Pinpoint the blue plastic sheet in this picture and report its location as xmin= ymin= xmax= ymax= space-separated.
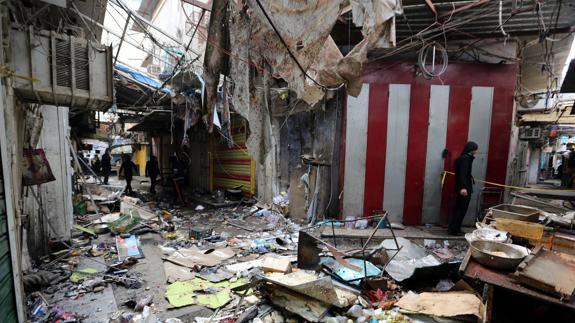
xmin=321 ymin=257 xmax=381 ymax=285
xmin=115 ymin=64 xmax=174 ymax=95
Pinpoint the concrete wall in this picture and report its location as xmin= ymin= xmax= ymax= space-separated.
xmin=279 ymin=94 xmax=343 ymax=221
xmin=1 ymin=91 xmax=26 ymax=322
xmin=527 ymin=146 xmax=541 ymax=184
xmin=24 ymin=106 xmax=73 ymax=260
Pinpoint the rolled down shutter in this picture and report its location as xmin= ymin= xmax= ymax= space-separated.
xmin=212 ymin=117 xmax=255 ymax=196
xmin=0 ymin=150 xmax=17 ymax=322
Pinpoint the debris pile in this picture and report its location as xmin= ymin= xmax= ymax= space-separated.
xmin=26 ymin=195 xmax=489 ymax=323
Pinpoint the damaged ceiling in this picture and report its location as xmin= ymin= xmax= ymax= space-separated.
xmin=332 ymin=0 xmax=575 ymax=60
xmin=231 ymin=0 xmax=402 ymax=106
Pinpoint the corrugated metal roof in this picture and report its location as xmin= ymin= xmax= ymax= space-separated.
xmin=397 ymin=0 xmax=575 ymax=40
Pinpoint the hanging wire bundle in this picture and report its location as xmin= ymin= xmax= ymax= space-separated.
xmin=417 ymin=42 xmax=448 ymax=79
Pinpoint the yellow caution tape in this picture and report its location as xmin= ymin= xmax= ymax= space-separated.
xmin=442 ymin=171 xmax=575 ymax=192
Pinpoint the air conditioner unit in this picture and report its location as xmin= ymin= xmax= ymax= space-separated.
xmin=10 ymin=25 xmax=113 ymax=111
xmin=519 ymin=127 xmax=541 ymax=140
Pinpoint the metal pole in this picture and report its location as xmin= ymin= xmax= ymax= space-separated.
xmin=331 ymin=220 xmax=337 ymax=247
xmin=114 ymin=12 xmax=131 ymax=66
xmin=388 ymin=216 xmax=400 ymax=250
xmin=361 ymin=212 xmax=388 ymax=251
xmin=139 ymin=9 xmax=206 ymax=107
xmin=70 ymin=2 xmax=99 ymax=42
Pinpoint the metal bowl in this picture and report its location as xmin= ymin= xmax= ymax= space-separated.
xmin=93 ymin=223 xmax=110 ymax=234
xmin=470 ymin=240 xmax=528 ymax=270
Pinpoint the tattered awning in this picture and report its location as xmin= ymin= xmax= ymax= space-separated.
xmin=115 ymin=64 xmax=174 ymax=108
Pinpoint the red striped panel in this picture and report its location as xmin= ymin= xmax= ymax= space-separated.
xmin=486 ymin=88 xmax=514 ymax=185
xmin=363 ymin=84 xmax=389 ymax=217
xmin=440 ymin=86 xmax=472 ymax=225
xmin=213 ymin=173 xmax=251 ymax=181
xmin=403 ymin=85 xmax=430 ymax=225
xmin=214 ymin=158 xmax=252 ymax=165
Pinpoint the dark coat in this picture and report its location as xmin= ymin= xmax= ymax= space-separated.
xmin=145 ymin=160 xmax=159 ymax=178
xmin=454 ymin=153 xmax=475 ymax=193
xmin=119 ymin=160 xmax=137 ymax=179
xmin=101 ymin=154 xmax=111 ymax=171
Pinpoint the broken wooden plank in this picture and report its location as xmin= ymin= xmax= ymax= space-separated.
xmin=494 ymin=218 xmax=545 ymax=241
xmin=514 ymin=247 xmax=575 ymax=299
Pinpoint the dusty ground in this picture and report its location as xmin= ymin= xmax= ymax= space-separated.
xmin=28 ymin=176 xmax=472 ymax=322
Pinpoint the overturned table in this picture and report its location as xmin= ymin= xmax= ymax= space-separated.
xmin=459 ymin=249 xmax=575 ymax=321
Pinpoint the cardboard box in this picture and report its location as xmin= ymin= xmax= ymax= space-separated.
xmin=262 ymin=257 xmax=292 ymax=273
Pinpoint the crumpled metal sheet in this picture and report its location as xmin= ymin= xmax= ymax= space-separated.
xmin=264 ymin=271 xmax=353 ymax=307
xmin=247 ymin=0 xmax=346 ymax=105
xmin=243 ymin=0 xmax=402 ymax=103
xmin=321 ymin=257 xmax=382 ymax=286
xmin=380 ymin=237 xmax=441 ymax=282
xmin=340 ymin=0 xmax=403 ymax=97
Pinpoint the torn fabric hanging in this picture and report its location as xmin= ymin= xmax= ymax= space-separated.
xmin=22 ymin=148 xmax=56 ymax=186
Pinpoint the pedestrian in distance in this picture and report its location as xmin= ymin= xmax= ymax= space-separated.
xmin=145 ymin=155 xmax=160 ymax=194
xmin=101 ymin=149 xmax=112 ymax=185
xmin=119 ymin=154 xmax=137 ymax=195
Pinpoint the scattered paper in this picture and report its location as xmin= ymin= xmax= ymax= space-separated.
xmin=225 ymin=258 xmax=264 ymax=273
xmin=70 ymin=268 xmax=98 ymax=283
xmin=165 ymin=277 xmax=248 ymax=308
xmin=164 ymin=262 xmax=195 ymax=283
xmin=396 ymin=292 xmax=483 ymax=319
xmin=166 ymin=247 xmax=235 ymax=268
xmin=116 ymin=235 xmax=144 ymax=261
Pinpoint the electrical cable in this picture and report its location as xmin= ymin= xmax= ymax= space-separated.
xmin=278 ymin=98 xmax=302 ymax=131
xmin=252 ymin=0 xmax=344 ymax=92
xmin=418 ymin=42 xmax=448 ymax=79
xmin=137 ymin=7 xmax=206 ymax=107
xmin=371 ymin=1 xmax=501 ymax=62
xmin=130 ymin=5 xmax=205 ymax=108
xmin=499 ymin=0 xmax=508 ymax=38
xmin=107 ymin=1 xmax=181 ymax=62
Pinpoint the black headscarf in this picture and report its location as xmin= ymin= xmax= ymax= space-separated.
xmin=462 ymin=141 xmax=478 ymax=154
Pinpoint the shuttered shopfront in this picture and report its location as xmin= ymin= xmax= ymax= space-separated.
xmin=211 ymin=117 xmax=255 ymax=196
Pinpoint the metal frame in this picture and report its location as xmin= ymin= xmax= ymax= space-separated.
xmin=303 ymin=212 xmax=402 ymax=286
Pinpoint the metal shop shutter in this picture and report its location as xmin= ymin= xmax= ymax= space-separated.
xmin=211 ymin=117 xmax=255 ymax=196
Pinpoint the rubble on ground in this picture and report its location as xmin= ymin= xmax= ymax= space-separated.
xmin=25 ymin=185 xmax=575 ymax=323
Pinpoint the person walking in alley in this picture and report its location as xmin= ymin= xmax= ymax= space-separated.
xmin=101 ymin=149 xmax=112 ymax=185
xmin=145 ymin=155 xmax=160 ymax=194
xmin=448 ymin=141 xmax=478 ymax=236
xmin=92 ymin=155 xmax=101 ymax=174
xmin=119 ymin=154 xmax=137 ymax=195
